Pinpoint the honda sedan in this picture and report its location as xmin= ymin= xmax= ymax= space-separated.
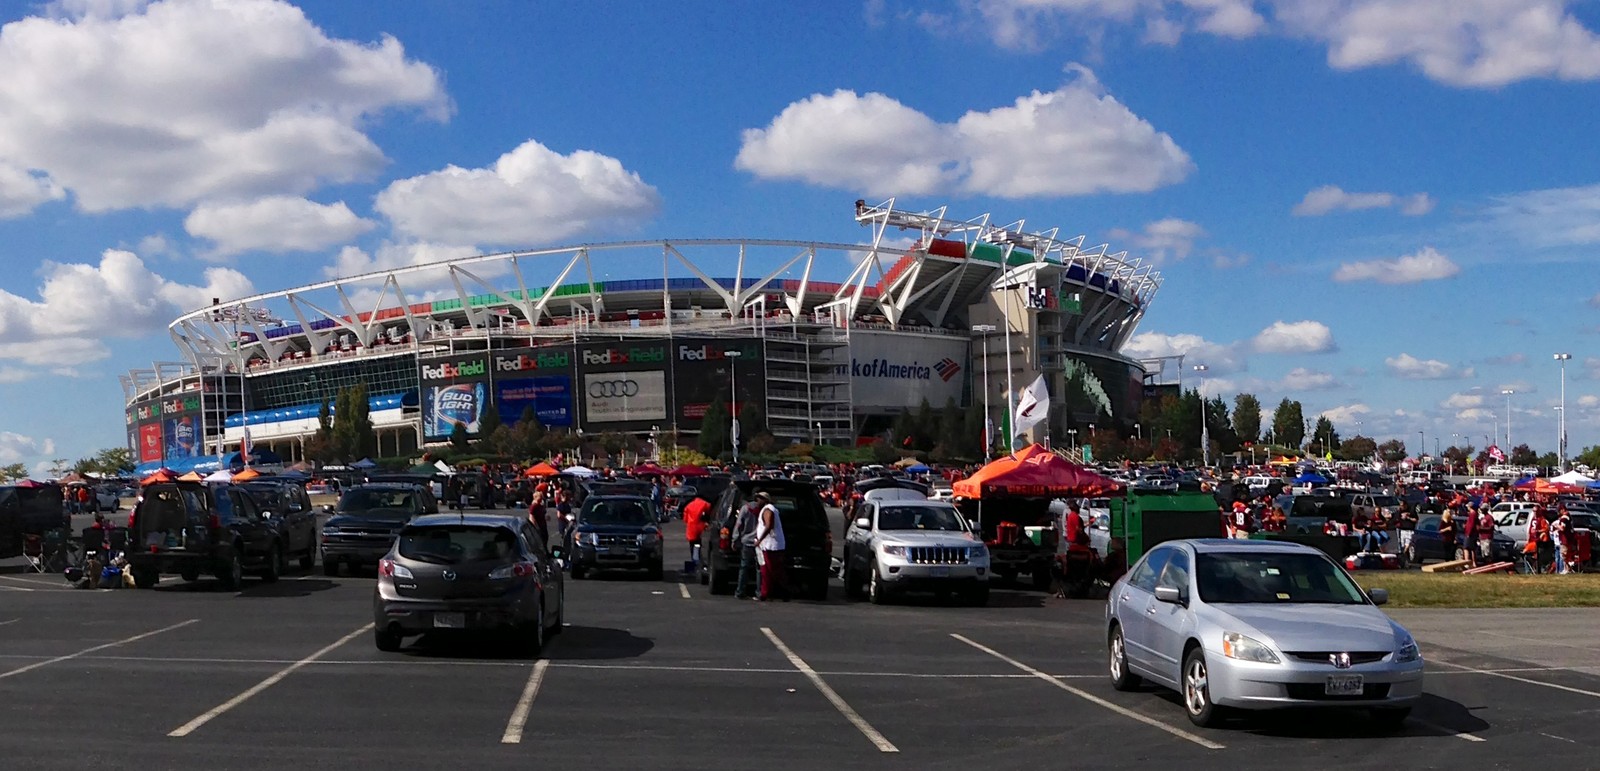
xmin=1106 ymin=539 xmax=1422 ymax=728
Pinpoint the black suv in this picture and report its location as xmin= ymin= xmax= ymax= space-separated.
xmin=126 ymin=482 xmax=286 ymax=590
xmin=242 ymin=479 xmax=319 ymax=572
xmin=570 ymin=495 xmax=664 ymax=580
xmin=699 ymin=479 xmax=832 ymax=600
xmin=321 ymin=484 xmax=428 ymax=576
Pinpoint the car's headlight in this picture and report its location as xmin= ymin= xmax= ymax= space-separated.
xmin=1221 ymin=632 xmax=1281 ymax=664
xmin=880 ymin=544 xmax=907 ymax=558
xmin=638 ymin=532 xmax=661 ymax=545
xmin=579 ymin=532 xmax=599 ymax=546
xmin=968 ymin=543 xmax=988 ymax=558
xmin=1395 ymin=634 xmax=1420 ymax=663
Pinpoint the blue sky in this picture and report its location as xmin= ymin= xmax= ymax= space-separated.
xmin=2 ymin=0 xmax=1600 ymax=473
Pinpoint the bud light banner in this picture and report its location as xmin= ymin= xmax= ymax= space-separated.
xmin=583 ymin=370 xmax=667 ymax=423
xmin=164 ymin=416 xmax=200 ymax=460
xmin=497 ymin=376 xmax=573 ymax=428
xmin=424 ymin=382 xmax=487 ymax=440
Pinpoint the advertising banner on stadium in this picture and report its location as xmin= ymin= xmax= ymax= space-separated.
xmin=848 ymin=331 xmax=968 ymax=410
xmin=497 ymin=376 xmax=574 ymax=428
xmin=138 ymin=423 xmax=163 ymax=464
xmin=583 ymin=370 xmax=667 ymax=423
xmin=670 ymin=337 xmax=765 ymax=429
xmin=419 ymin=353 xmax=491 ymax=441
xmin=163 ymin=415 xmax=200 ymax=460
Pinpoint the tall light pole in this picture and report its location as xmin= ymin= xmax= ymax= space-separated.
xmin=1067 ymin=428 xmax=1078 ymax=452
xmin=1417 ymin=430 xmax=1424 ymax=466
xmin=726 ymin=350 xmax=742 ymax=465
xmin=973 ymin=324 xmax=995 ymax=456
xmin=1501 ymin=388 xmax=1515 ymax=452
xmin=1555 ymin=353 xmax=1571 ymax=470
xmin=1193 ymin=364 xmax=1210 ymax=467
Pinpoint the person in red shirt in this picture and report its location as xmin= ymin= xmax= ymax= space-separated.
xmin=1063 ymin=501 xmax=1089 ymax=549
xmin=683 ymin=494 xmax=711 ymax=570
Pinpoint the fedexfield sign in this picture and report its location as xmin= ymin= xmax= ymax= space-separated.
xmin=420 ymin=358 xmax=488 ymax=381
xmin=494 ymin=350 xmax=571 ymax=372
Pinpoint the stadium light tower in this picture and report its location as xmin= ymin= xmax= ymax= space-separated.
xmin=1193 ymin=364 xmax=1210 ymax=467
xmin=972 ymin=324 xmax=996 ymax=455
xmin=1555 ymin=353 xmax=1571 ymax=470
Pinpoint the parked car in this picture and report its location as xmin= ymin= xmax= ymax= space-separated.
xmin=1349 ymin=494 xmax=1401 ymax=523
xmin=363 ymin=475 xmax=440 ymax=513
xmin=372 ymin=513 xmax=564 ymax=654
xmin=1491 ymin=502 xmax=1545 ymax=549
xmin=242 ymin=479 xmax=319 ymax=572
xmin=1107 ymin=539 xmax=1423 ymax=728
xmin=1407 ymin=514 xmax=1517 ymax=565
xmin=321 ymin=484 xmax=429 ymax=576
xmin=843 ymin=498 xmax=988 ymax=605
xmin=699 ymin=479 xmax=833 ymax=600
xmin=125 ymin=482 xmax=286 ymax=590
xmin=569 ymin=496 xmax=664 ymax=580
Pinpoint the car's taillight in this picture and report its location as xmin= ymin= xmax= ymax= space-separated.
xmin=719 ymin=527 xmax=731 ymax=550
xmin=127 ymin=512 xmax=137 ymax=529
xmin=489 ymin=562 xmax=536 ymax=579
xmin=209 ymin=514 xmax=221 ymax=530
xmin=378 ymin=558 xmax=414 ymax=579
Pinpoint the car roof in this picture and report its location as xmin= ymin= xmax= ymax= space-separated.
xmin=407 ymin=513 xmax=520 ymax=529
xmin=355 ymin=481 xmax=422 ymax=489
xmin=1180 ymin=538 xmax=1322 ymax=555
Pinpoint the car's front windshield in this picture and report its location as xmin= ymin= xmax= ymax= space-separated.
xmin=580 ymin=500 xmax=653 ymax=527
xmin=877 ymin=505 xmax=966 ymax=532
xmin=1196 ymin=552 xmax=1367 ymax=605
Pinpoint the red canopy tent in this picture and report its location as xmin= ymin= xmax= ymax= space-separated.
xmin=524 ymin=462 xmax=561 ymax=478
xmin=953 ymin=444 xmax=1122 ymax=499
xmin=630 ymin=463 xmax=667 ymax=477
xmin=667 ymin=465 xmax=709 ymax=478
xmin=13 ymin=478 xmax=45 ymax=488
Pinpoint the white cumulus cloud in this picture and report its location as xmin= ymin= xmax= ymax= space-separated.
xmin=1331 ymin=246 xmax=1460 ymax=284
xmin=1277 ymin=367 xmax=1339 ymax=391
xmin=1252 ymin=320 xmax=1337 ymax=354
xmin=0 ymin=431 xmax=53 ymax=464
xmin=1291 ymin=185 xmax=1434 ymax=216
xmin=1386 ymin=353 xmax=1475 ymax=380
xmin=375 ymin=139 xmax=660 ymax=247
xmin=185 ymin=196 xmax=376 ymax=257
xmin=0 ymin=0 xmax=448 ymax=214
xmin=1124 ymin=331 xmax=1246 ymax=373
xmin=1319 ymin=403 xmax=1371 ymax=426
xmin=1442 ymin=391 xmax=1485 ymax=409
xmin=1110 ymin=218 xmax=1206 ymax=264
xmin=0 ymin=161 xmax=64 ymax=217
xmin=735 ymin=66 xmax=1194 ymax=198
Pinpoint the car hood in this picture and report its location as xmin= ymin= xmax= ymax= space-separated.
xmin=1212 ymin=603 xmax=1401 ymax=652
xmin=576 ymin=524 xmax=655 ymax=535
xmin=879 ymin=531 xmax=979 ymax=547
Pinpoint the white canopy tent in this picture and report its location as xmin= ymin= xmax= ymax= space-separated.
xmin=1551 ymin=470 xmax=1594 ymax=485
xmin=563 ymin=465 xmax=598 ymax=478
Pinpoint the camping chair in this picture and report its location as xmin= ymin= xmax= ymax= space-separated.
xmin=37 ymin=529 xmax=78 ymax=574
xmin=21 ymin=533 xmax=44 ymax=573
xmin=81 ymin=526 xmax=109 ymax=567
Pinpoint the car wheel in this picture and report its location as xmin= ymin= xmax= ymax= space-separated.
xmin=1370 ymin=707 xmax=1410 ymax=731
xmin=1109 ymin=624 xmax=1142 ymax=691
xmin=217 ymin=550 xmax=244 ymax=591
xmin=571 ymin=564 xmax=587 ymax=580
xmin=299 ymin=547 xmax=315 ymax=571
xmin=709 ymin=559 xmax=734 ymax=596
xmin=133 ymin=567 xmax=160 ymax=589
xmin=966 ymin=585 xmax=989 ymax=607
xmin=1031 ymin=567 xmax=1052 ymax=591
xmin=374 ymin=626 xmax=403 ymax=653
xmin=807 ymin=569 xmax=829 ymax=601
xmin=868 ymin=559 xmax=890 ymax=605
xmin=1404 ymin=543 xmax=1418 ymax=567
xmin=1182 ymin=647 xmax=1224 ymax=727
xmin=179 ymin=568 xmax=200 ymax=583
xmin=845 ymin=565 xmax=866 ymax=600
xmin=260 ymin=543 xmax=282 ymax=583
xmin=648 ymin=559 xmax=664 ymax=581
xmin=322 ymin=557 xmax=339 ymax=577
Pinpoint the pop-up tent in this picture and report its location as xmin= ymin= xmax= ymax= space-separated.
xmin=952 ymin=444 xmax=1122 ymax=499
xmin=524 ymin=462 xmax=561 ymax=478
xmin=666 ymin=464 xmax=708 ymax=478
xmin=1552 ymin=470 xmax=1594 ymax=485
xmin=630 ymin=462 xmax=666 ymax=477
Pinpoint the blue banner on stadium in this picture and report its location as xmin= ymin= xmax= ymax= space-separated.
xmin=497 ymin=376 xmax=573 ymax=428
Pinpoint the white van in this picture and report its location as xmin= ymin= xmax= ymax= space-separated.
xmin=1491 ymin=502 xmax=1542 ymax=548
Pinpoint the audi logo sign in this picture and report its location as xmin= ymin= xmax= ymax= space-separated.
xmin=582 ymin=370 xmax=666 ymax=422
xmin=589 ymin=379 xmax=641 ymax=398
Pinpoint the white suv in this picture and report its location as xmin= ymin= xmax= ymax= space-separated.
xmin=843 ymin=499 xmax=989 ymax=606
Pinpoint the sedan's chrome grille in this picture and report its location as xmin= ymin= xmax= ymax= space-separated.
xmin=1284 ymin=651 xmax=1390 ymax=666
xmin=907 ymin=546 xmax=969 ymax=565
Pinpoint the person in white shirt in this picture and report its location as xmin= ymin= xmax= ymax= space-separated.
xmin=753 ymin=490 xmax=788 ymax=601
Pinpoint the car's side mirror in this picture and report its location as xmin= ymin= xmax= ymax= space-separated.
xmin=1153 ymin=585 xmax=1184 ymax=604
xmin=1367 ymin=588 xmax=1389 ymax=606
xmin=854 ymin=517 xmax=870 ymax=529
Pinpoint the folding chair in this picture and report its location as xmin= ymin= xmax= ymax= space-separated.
xmin=21 ymin=533 xmax=44 ymax=573
xmin=38 ymin=529 xmax=78 ymax=574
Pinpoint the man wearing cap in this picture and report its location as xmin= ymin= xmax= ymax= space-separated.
xmin=753 ymin=490 xmax=788 ymax=601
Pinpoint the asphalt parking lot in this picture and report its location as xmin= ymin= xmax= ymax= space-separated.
xmin=3 ymin=510 xmax=1600 ymax=770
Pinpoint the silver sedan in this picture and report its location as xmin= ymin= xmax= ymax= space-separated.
xmin=1106 ymin=539 xmax=1423 ymax=728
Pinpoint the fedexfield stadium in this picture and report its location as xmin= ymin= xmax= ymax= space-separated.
xmin=122 ymin=200 xmax=1164 ymax=474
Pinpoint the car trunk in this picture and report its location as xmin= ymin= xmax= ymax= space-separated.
xmin=133 ymin=486 xmax=215 ymax=554
xmin=394 ymin=524 xmax=519 ymax=600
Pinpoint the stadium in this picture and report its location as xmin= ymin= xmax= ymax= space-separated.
xmin=122 ymin=200 xmax=1164 ymax=474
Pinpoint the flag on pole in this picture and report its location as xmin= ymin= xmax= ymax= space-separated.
xmin=241 ymin=426 xmax=253 ymax=466
xmin=1013 ymin=375 xmax=1049 ymax=437
xmin=1488 ymin=445 xmax=1505 ymax=462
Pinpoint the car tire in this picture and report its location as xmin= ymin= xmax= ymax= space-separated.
xmin=1370 ymin=707 xmax=1410 ymax=731
xmin=571 ymin=564 xmax=587 ymax=580
xmin=845 ymin=565 xmax=866 ymax=600
xmin=179 ymin=568 xmax=200 ymax=583
xmin=1108 ymin=623 xmax=1141 ymax=691
xmin=323 ymin=558 xmax=339 ymax=577
xmin=260 ymin=543 xmax=282 ymax=583
xmin=1404 ymin=543 xmax=1418 ymax=567
xmin=708 ymin=560 xmax=734 ymax=596
xmin=1031 ymin=567 xmax=1052 ymax=591
xmin=868 ymin=559 xmax=890 ymax=605
xmin=217 ymin=549 xmax=244 ymax=591
xmin=807 ymin=569 xmax=829 ymax=601
xmin=1182 ymin=647 xmax=1225 ymax=727
xmin=299 ymin=547 xmax=315 ymax=571
xmin=648 ymin=559 xmax=664 ymax=581
xmin=374 ymin=626 xmax=403 ymax=653
xmin=133 ymin=567 xmax=160 ymax=589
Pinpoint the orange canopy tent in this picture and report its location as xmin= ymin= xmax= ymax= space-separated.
xmin=140 ymin=469 xmax=176 ymax=486
xmin=1532 ymin=479 xmax=1586 ymax=496
xmin=176 ymin=471 xmax=205 ymax=483
xmin=231 ymin=468 xmax=262 ymax=483
xmin=952 ymin=444 xmax=1123 ymax=499
xmin=524 ymin=462 xmax=561 ymax=478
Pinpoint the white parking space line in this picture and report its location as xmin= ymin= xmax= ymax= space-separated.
xmin=0 ymin=584 xmax=32 ymax=592
xmin=1411 ymin=717 xmax=1486 ymax=742
xmin=1430 ymin=658 xmax=1600 ymax=699
xmin=0 ymin=618 xmax=16 ymax=626
xmin=0 ymin=619 xmax=198 ymax=681
xmin=761 ymin=627 xmax=899 ymax=754
xmin=168 ymin=622 xmax=373 ymax=738
xmin=501 ymin=659 xmax=551 ymax=744
xmin=951 ymin=634 xmax=1225 ymax=751
xmin=679 ymin=584 xmax=691 ymax=599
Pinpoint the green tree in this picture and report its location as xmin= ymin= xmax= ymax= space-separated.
xmin=0 ymin=462 xmax=27 ymax=481
xmin=938 ymin=398 xmax=963 ymax=455
xmin=1535 ymin=451 xmax=1559 ymax=470
xmin=960 ymin=401 xmax=985 ymax=459
xmin=1307 ymin=416 xmax=1339 ymax=456
xmin=1205 ymin=395 xmax=1239 ymax=454
xmin=1577 ymin=445 xmax=1600 ymax=470
xmin=869 ymin=438 xmax=896 ymax=464
xmin=1509 ymin=443 xmax=1538 ymax=466
xmin=94 ymin=447 xmax=135 ymax=475
xmin=1340 ymin=435 xmax=1378 ymax=461
xmin=450 ymin=422 xmax=471 ymax=451
xmin=1377 ymin=439 xmax=1408 ymax=464
xmin=738 ymin=400 xmax=768 ymax=438
xmin=1271 ymin=398 xmax=1305 ymax=449
xmin=1232 ymin=393 xmax=1262 ymax=445
xmin=892 ymin=409 xmax=916 ymax=451
xmin=699 ymin=397 xmax=729 ymax=457
xmin=914 ymin=398 xmax=936 ymax=451
xmin=479 ymin=394 xmax=503 ymax=438
xmin=47 ymin=459 xmax=69 ymax=479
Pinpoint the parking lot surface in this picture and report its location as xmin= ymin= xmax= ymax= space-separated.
xmin=3 ymin=512 xmax=1600 ymax=770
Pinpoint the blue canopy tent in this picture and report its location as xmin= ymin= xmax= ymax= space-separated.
xmin=905 ymin=464 xmax=932 ymax=474
xmin=351 ymin=458 xmax=378 ymax=469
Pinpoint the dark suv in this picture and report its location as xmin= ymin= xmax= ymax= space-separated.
xmin=126 ymin=482 xmax=285 ymax=590
xmin=569 ymin=496 xmax=664 ymax=580
xmin=321 ymin=484 xmax=428 ymax=576
xmin=242 ymin=479 xmax=319 ymax=572
xmin=699 ymin=479 xmax=832 ymax=600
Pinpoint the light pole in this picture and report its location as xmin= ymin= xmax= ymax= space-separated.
xmin=1134 ymin=422 xmax=1142 ymax=442
xmin=973 ymin=324 xmax=996 ymax=456
xmin=1417 ymin=431 xmax=1424 ymax=466
xmin=1553 ymin=407 xmax=1563 ymax=472
xmin=1067 ymin=428 xmax=1078 ymax=452
xmin=1555 ymin=353 xmax=1571 ymax=470
xmin=815 ymin=421 xmax=822 ymax=447
xmin=1193 ymin=364 xmax=1210 ymax=467
xmin=726 ymin=350 xmax=742 ymax=465
xmin=1501 ymin=389 xmax=1515 ymax=451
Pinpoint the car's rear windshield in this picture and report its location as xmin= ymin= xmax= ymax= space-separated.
xmin=1196 ymin=552 xmax=1366 ymax=605
xmin=878 ymin=505 xmax=966 ymax=532
xmin=398 ymin=525 xmax=517 ymax=565
xmin=339 ymin=488 xmax=415 ymax=514
xmin=1371 ymin=496 xmax=1399 ymax=507
xmin=580 ymin=499 xmax=653 ymax=526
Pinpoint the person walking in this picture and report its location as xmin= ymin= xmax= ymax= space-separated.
xmin=527 ymin=489 xmax=550 ymax=548
xmin=683 ymin=493 xmax=710 ymax=572
xmin=1462 ymin=503 xmax=1479 ymax=568
xmin=753 ymin=490 xmax=788 ymax=601
xmin=732 ymin=497 xmax=761 ymax=599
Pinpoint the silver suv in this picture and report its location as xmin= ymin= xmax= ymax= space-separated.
xmin=843 ymin=499 xmax=989 ymax=606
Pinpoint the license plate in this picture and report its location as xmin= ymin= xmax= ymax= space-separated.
xmin=1325 ymin=674 xmax=1364 ymax=696
xmin=927 ymin=567 xmax=950 ymax=577
xmin=432 ymin=612 xmax=465 ymax=629
xmin=604 ymin=547 xmax=628 ymax=556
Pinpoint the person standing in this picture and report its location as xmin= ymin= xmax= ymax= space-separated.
xmin=1531 ymin=507 xmax=1554 ymax=573
xmin=1461 ymin=503 xmax=1479 ymax=567
xmin=683 ymin=493 xmax=710 ymax=572
xmin=732 ymin=498 xmax=761 ymax=599
xmin=1476 ymin=505 xmax=1497 ymax=566
xmin=1437 ymin=510 xmax=1458 ymax=563
xmin=1553 ymin=505 xmax=1573 ymax=575
xmin=753 ymin=490 xmax=787 ymax=601
xmin=527 ymin=490 xmax=550 ymax=547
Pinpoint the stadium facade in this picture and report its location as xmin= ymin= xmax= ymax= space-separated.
xmin=122 ymin=200 xmax=1163 ymax=473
